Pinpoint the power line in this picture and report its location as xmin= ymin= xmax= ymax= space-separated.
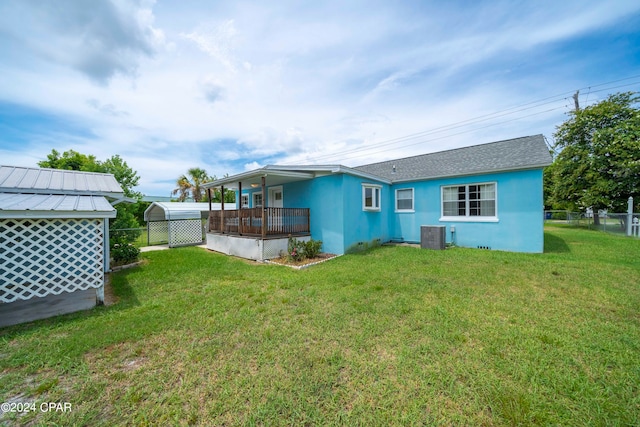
xmin=284 ymin=95 xmax=570 ymax=165
xmin=324 ymin=105 xmax=568 ymax=164
xmin=281 ymin=75 xmax=640 ymax=166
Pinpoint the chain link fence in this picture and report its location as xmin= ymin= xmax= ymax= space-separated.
xmin=109 ymin=227 xmax=148 ymax=247
xmin=110 ymin=220 xmax=206 ymax=249
xmin=545 ymin=210 xmax=640 ymax=237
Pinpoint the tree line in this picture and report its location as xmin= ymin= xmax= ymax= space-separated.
xmin=545 ymin=91 xmax=640 ymax=222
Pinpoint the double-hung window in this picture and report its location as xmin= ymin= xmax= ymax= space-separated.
xmin=441 ymin=182 xmax=497 ymax=221
xmin=362 ymin=184 xmax=381 ymax=211
xmin=241 ymin=194 xmax=249 ymax=208
xmin=395 ymin=188 xmax=414 ymax=212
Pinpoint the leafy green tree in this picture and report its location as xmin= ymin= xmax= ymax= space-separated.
xmin=543 ymin=158 xmax=558 ymax=210
xmin=39 ymin=149 xmax=141 ymax=199
xmin=38 ymin=149 xmax=143 ymax=236
xmin=209 ymin=186 xmax=236 ymax=204
xmin=101 ymin=154 xmax=142 ymax=199
xmin=551 ymin=92 xmax=640 ymax=220
xmin=38 ymin=149 xmax=101 ymax=172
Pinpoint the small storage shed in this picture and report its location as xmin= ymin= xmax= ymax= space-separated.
xmin=143 ymin=202 xmax=220 ymax=247
xmin=0 ymin=165 xmax=127 ymax=328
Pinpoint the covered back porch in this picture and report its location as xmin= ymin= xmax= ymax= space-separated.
xmin=208 ymin=207 xmax=310 ymax=237
xmin=203 ymin=170 xmax=317 ymax=260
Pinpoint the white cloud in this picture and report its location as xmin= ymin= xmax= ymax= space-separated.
xmin=0 ymin=0 xmax=166 ymax=85
xmin=243 ymin=161 xmax=262 ymax=171
xmin=181 ymin=20 xmax=239 ymax=71
xmin=0 ymin=0 xmax=638 ymax=196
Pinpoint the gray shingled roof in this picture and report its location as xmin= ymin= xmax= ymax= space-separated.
xmin=354 ymin=134 xmax=552 ymax=182
xmin=0 ymin=165 xmax=124 ymax=197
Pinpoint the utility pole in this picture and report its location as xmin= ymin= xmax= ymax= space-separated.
xmin=572 ymin=90 xmax=580 ymax=111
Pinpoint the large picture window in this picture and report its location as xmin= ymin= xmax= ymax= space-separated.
xmin=362 ymin=184 xmax=381 ymax=211
xmin=441 ymin=183 xmax=497 ymax=220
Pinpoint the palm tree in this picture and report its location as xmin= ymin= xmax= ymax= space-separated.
xmin=172 ymin=168 xmax=212 ymax=202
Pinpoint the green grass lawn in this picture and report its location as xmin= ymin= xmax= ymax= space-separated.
xmin=1 ymin=225 xmax=639 ymax=426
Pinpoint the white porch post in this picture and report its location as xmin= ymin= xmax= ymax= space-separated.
xmin=98 ymin=217 xmax=108 ymax=305
xmin=627 ymin=196 xmax=633 ymax=237
xmin=103 ymin=218 xmax=110 ymax=273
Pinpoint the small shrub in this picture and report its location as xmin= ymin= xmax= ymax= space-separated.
xmin=112 ymin=243 xmax=140 ymax=265
xmin=287 ymin=236 xmax=323 ymax=262
xmin=303 ymin=239 xmax=322 ymax=258
xmin=287 ymin=237 xmax=306 ymax=262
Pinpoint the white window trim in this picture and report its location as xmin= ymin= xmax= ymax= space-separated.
xmin=439 ymin=182 xmax=498 ymax=222
xmin=252 ymin=192 xmax=263 ymax=208
xmin=395 ymin=188 xmax=415 ymax=213
xmin=240 ymin=194 xmax=249 ymax=208
xmin=362 ymin=183 xmax=382 ymax=212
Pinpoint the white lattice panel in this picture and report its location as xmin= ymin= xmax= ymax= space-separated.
xmin=262 ymin=238 xmax=287 ymax=260
xmin=261 ymin=236 xmax=310 ymax=260
xmin=148 ymin=221 xmax=169 ymax=245
xmin=0 ymin=218 xmax=104 ymax=303
xmin=169 ymin=219 xmax=204 ymax=247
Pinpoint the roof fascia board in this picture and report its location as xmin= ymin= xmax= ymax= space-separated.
xmin=266 ymin=164 xmax=391 ymax=183
xmin=203 ymin=169 xmax=315 ymax=188
xmin=0 ymin=210 xmax=116 ymax=219
xmin=0 ymin=187 xmax=126 ymax=198
xmin=202 ymin=169 xmax=268 ymax=188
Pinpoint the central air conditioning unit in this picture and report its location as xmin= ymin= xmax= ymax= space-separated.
xmin=420 ymin=225 xmax=446 ymax=250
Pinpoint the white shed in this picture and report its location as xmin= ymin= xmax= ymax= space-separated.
xmin=0 ymin=165 xmax=128 ymax=327
xmin=143 ymin=202 xmax=220 ymax=247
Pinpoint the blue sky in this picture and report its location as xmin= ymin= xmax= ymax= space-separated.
xmin=0 ymin=0 xmax=639 ymax=196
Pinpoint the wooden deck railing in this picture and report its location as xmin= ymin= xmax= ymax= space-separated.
xmin=208 ymin=207 xmax=310 ymax=236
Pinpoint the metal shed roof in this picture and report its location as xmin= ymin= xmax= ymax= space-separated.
xmin=0 ymin=165 xmax=125 ymax=198
xmin=144 ymin=202 xmax=220 ymax=221
xmin=0 ymin=193 xmax=116 ymax=219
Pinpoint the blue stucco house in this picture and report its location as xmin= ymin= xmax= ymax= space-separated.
xmin=203 ymin=135 xmax=552 ymax=260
